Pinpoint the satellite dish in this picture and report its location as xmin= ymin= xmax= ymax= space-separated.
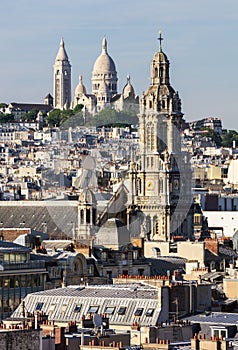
xmin=93 ymin=314 xmax=102 ymax=328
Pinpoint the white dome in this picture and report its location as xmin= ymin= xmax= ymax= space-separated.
xmin=75 ymin=75 xmax=87 ymax=96
xmin=93 ymin=38 xmax=116 ymax=74
xmin=122 ymin=75 xmax=135 ymax=98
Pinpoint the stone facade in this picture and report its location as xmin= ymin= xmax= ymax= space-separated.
xmin=53 ymin=38 xmax=71 ymax=110
xmin=127 ymin=37 xmax=194 ymax=241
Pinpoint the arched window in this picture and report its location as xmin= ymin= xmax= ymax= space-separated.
xmin=138 ymin=178 xmax=142 ymax=194
xmin=86 ymin=209 xmax=90 ymax=224
xmin=80 ymin=209 xmax=84 ymax=225
xmin=159 ymin=67 xmax=163 ymax=78
xmin=153 ymin=216 xmax=159 ymax=237
xmin=155 ymin=67 xmax=158 ymax=77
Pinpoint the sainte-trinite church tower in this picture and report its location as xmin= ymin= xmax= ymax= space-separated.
xmin=128 ymin=35 xmax=194 ymax=242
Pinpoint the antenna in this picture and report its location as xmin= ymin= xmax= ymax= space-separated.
xmin=93 ymin=314 xmax=102 ymax=328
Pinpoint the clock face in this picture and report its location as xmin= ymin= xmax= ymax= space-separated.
xmin=146 ymin=180 xmax=154 ymax=190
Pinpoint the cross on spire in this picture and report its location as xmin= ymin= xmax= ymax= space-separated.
xmin=157 ymin=31 xmax=163 ymax=52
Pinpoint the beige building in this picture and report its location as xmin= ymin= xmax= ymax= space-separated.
xmin=223 ymin=278 xmax=238 ymax=299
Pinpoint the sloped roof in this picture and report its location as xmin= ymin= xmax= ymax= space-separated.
xmin=0 ymin=201 xmax=78 ymax=237
xmin=96 ymin=218 xmax=130 ymax=249
xmin=9 ymin=103 xmax=52 ymax=112
xmin=0 ymin=240 xmax=31 ymax=253
xmin=12 ymin=283 xmax=161 ymax=327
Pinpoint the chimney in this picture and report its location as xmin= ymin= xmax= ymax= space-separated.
xmin=205 ymin=239 xmax=219 ymax=255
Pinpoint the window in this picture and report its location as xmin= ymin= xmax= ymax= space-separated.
xmin=74 ymin=305 xmax=81 ymax=313
xmin=134 ymin=308 xmax=143 ymax=316
xmin=145 ymin=308 xmax=154 ymax=317
xmin=104 ymin=307 xmax=115 ymax=315
xmin=48 ymin=304 xmax=56 ymax=312
xmin=61 ymin=304 xmax=67 ymax=312
xmin=118 ymin=307 xmax=126 ymax=315
xmin=88 ymin=306 xmax=99 ymax=314
xmin=211 ymin=327 xmax=227 ymax=339
xmin=35 ymin=302 xmax=43 ymax=311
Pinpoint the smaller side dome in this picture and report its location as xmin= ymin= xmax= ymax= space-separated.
xmin=78 ymin=188 xmax=97 ymax=205
xmin=122 ymin=75 xmax=135 ymax=98
xmin=75 ymin=75 xmax=87 ymax=96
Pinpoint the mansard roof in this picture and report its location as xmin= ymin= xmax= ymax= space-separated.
xmin=12 ymin=283 xmax=161 ymax=327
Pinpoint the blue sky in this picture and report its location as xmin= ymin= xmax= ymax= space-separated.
xmin=0 ymin=0 xmax=237 ymax=129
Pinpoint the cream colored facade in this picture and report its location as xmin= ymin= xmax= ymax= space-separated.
xmin=223 ymin=278 xmax=238 ymax=299
xmin=144 ymin=241 xmax=205 ymax=264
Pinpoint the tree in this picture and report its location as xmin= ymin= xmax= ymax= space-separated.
xmin=73 ymin=104 xmax=84 ymax=113
xmin=46 ymin=109 xmax=62 ymax=126
xmin=22 ymin=108 xmax=39 ymax=121
xmin=0 ymin=113 xmax=14 ymax=123
xmin=222 ymin=130 xmax=238 ymax=147
xmin=85 ymin=108 xmax=138 ymax=127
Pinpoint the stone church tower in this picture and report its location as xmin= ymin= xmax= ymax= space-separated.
xmin=53 ymin=38 xmax=71 ymax=110
xmin=128 ymin=35 xmax=193 ymax=242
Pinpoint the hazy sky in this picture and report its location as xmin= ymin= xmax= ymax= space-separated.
xmin=0 ymin=0 xmax=237 ymax=129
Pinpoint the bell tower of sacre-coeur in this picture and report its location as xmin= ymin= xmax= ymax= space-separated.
xmin=53 ymin=38 xmax=71 ymax=110
xmin=128 ymin=34 xmax=194 ymax=242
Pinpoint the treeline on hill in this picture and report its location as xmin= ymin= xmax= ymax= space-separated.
xmin=200 ymin=127 xmax=238 ymax=148
xmin=46 ymin=106 xmax=138 ymax=128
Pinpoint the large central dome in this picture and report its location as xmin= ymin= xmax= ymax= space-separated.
xmin=93 ymin=38 xmax=116 ymax=73
xmin=92 ymin=38 xmax=118 ymax=100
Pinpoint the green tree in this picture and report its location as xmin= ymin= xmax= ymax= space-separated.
xmin=73 ymin=104 xmax=84 ymax=113
xmin=46 ymin=109 xmax=62 ymax=126
xmin=22 ymin=108 xmax=39 ymax=121
xmin=222 ymin=130 xmax=238 ymax=147
xmin=0 ymin=113 xmax=14 ymax=123
xmin=85 ymin=108 xmax=138 ymax=127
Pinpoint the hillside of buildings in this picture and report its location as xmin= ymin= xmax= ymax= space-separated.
xmin=0 ymin=37 xmax=238 ymax=350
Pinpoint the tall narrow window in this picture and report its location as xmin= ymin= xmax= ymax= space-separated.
xmin=80 ymin=209 xmax=84 ymax=225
